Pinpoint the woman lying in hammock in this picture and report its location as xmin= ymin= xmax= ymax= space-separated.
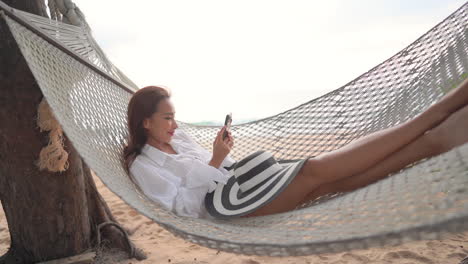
xmin=123 ymin=79 xmax=468 ymax=219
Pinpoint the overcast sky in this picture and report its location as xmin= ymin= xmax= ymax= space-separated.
xmin=76 ymin=0 xmax=465 ymax=123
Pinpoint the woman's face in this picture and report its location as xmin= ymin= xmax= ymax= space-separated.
xmin=143 ymin=98 xmax=178 ymax=146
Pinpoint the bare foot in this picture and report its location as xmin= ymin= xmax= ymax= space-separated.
xmin=429 ymin=103 xmax=468 ymax=152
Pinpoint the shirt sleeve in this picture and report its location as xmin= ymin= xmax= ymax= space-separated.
xmin=220 ymin=154 xmax=236 ymax=168
xmin=183 ymin=158 xmax=228 ymax=192
xmin=174 ymin=158 xmax=229 ymax=217
xmin=176 ymin=129 xmax=236 ymax=168
xmin=131 ymin=155 xmax=226 ymax=218
xmin=130 ymin=158 xmax=178 ymax=211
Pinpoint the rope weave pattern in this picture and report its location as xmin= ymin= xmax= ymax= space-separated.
xmin=3 ymin=3 xmax=468 ymax=256
xmin=13 ymin=8 xmax=138 ymax=90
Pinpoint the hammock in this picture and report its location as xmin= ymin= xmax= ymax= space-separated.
xmin=1 ymin=1 xmax=468 ymax=256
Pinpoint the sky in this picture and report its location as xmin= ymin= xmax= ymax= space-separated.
xmin=75 ymin=0 xmax=465 ymax=124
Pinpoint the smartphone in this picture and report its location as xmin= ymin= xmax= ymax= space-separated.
xmin=223 ymin=113 xmax=232 ymax=139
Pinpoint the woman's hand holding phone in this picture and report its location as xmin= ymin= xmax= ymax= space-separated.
xmin=223 ymin=113 xmax=232 ymax=139
xmin=209 ymin=115 xmax=234 ymax=168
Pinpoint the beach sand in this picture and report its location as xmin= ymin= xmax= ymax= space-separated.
xmin=1 ymin=173 xmax=467 ymax=264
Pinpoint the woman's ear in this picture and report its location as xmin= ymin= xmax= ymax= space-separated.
xmin=143 ymin=118 xmax=150 ymax=130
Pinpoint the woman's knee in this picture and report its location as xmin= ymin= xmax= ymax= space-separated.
xmin=297 ymin=157 xmax=331 ymax=189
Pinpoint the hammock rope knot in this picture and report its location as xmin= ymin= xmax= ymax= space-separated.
xmin=36 ymin=98 xmax=69 ymax=172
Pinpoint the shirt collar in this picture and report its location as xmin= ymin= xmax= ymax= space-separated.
xmin=169 ymin=130 xmax=186 ymax=153
xmin=141 ymin=144 xmax=168 ymax=166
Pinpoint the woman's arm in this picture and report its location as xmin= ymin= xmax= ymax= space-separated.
xmin=130 ymin=158 xmax=179 ymax=210
xmin=175 ymin=128 xmax=235 ymax=168
xmin=209 ymin=126 xmax=234 ymax=168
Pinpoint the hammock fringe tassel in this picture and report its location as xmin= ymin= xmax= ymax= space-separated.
xmin=36 ymin=98 xmax=69 ymax=172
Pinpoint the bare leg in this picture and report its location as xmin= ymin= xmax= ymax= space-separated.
xmin=246 ymin=80 xmax=468 ymax=217
xmin=300 ymin=133 xmax=439 ymax=204
xmin=247 ymin=130 xmax=442 ymax=217
xmin=301 ymin=103 xmax=468 ymax=204
xmin=248 ymin=103 xmax=468 ymax=217
xmin=301 ymin=78 xmax=468 ymax=188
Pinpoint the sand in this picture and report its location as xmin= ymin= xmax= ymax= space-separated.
xmin=1 ymin=174 xmax=467 ymax=264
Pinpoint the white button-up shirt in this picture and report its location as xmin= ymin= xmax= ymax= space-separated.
xmin=129 ymin=129 xmax=235 ymax=218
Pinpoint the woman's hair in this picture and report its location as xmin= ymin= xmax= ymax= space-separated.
xmin=123 ymin=86 xmax=170 ymax=172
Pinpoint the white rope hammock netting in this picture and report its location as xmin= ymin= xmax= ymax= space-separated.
xmin=1 ymin=1 xmax=468 ymax=256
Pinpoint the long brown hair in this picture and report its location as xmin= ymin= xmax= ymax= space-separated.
xmin=123 ymin=86 xmax=170 ymax=172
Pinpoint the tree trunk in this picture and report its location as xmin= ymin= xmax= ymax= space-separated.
xmin=0 ymin=0 xmax=145 ymax=263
